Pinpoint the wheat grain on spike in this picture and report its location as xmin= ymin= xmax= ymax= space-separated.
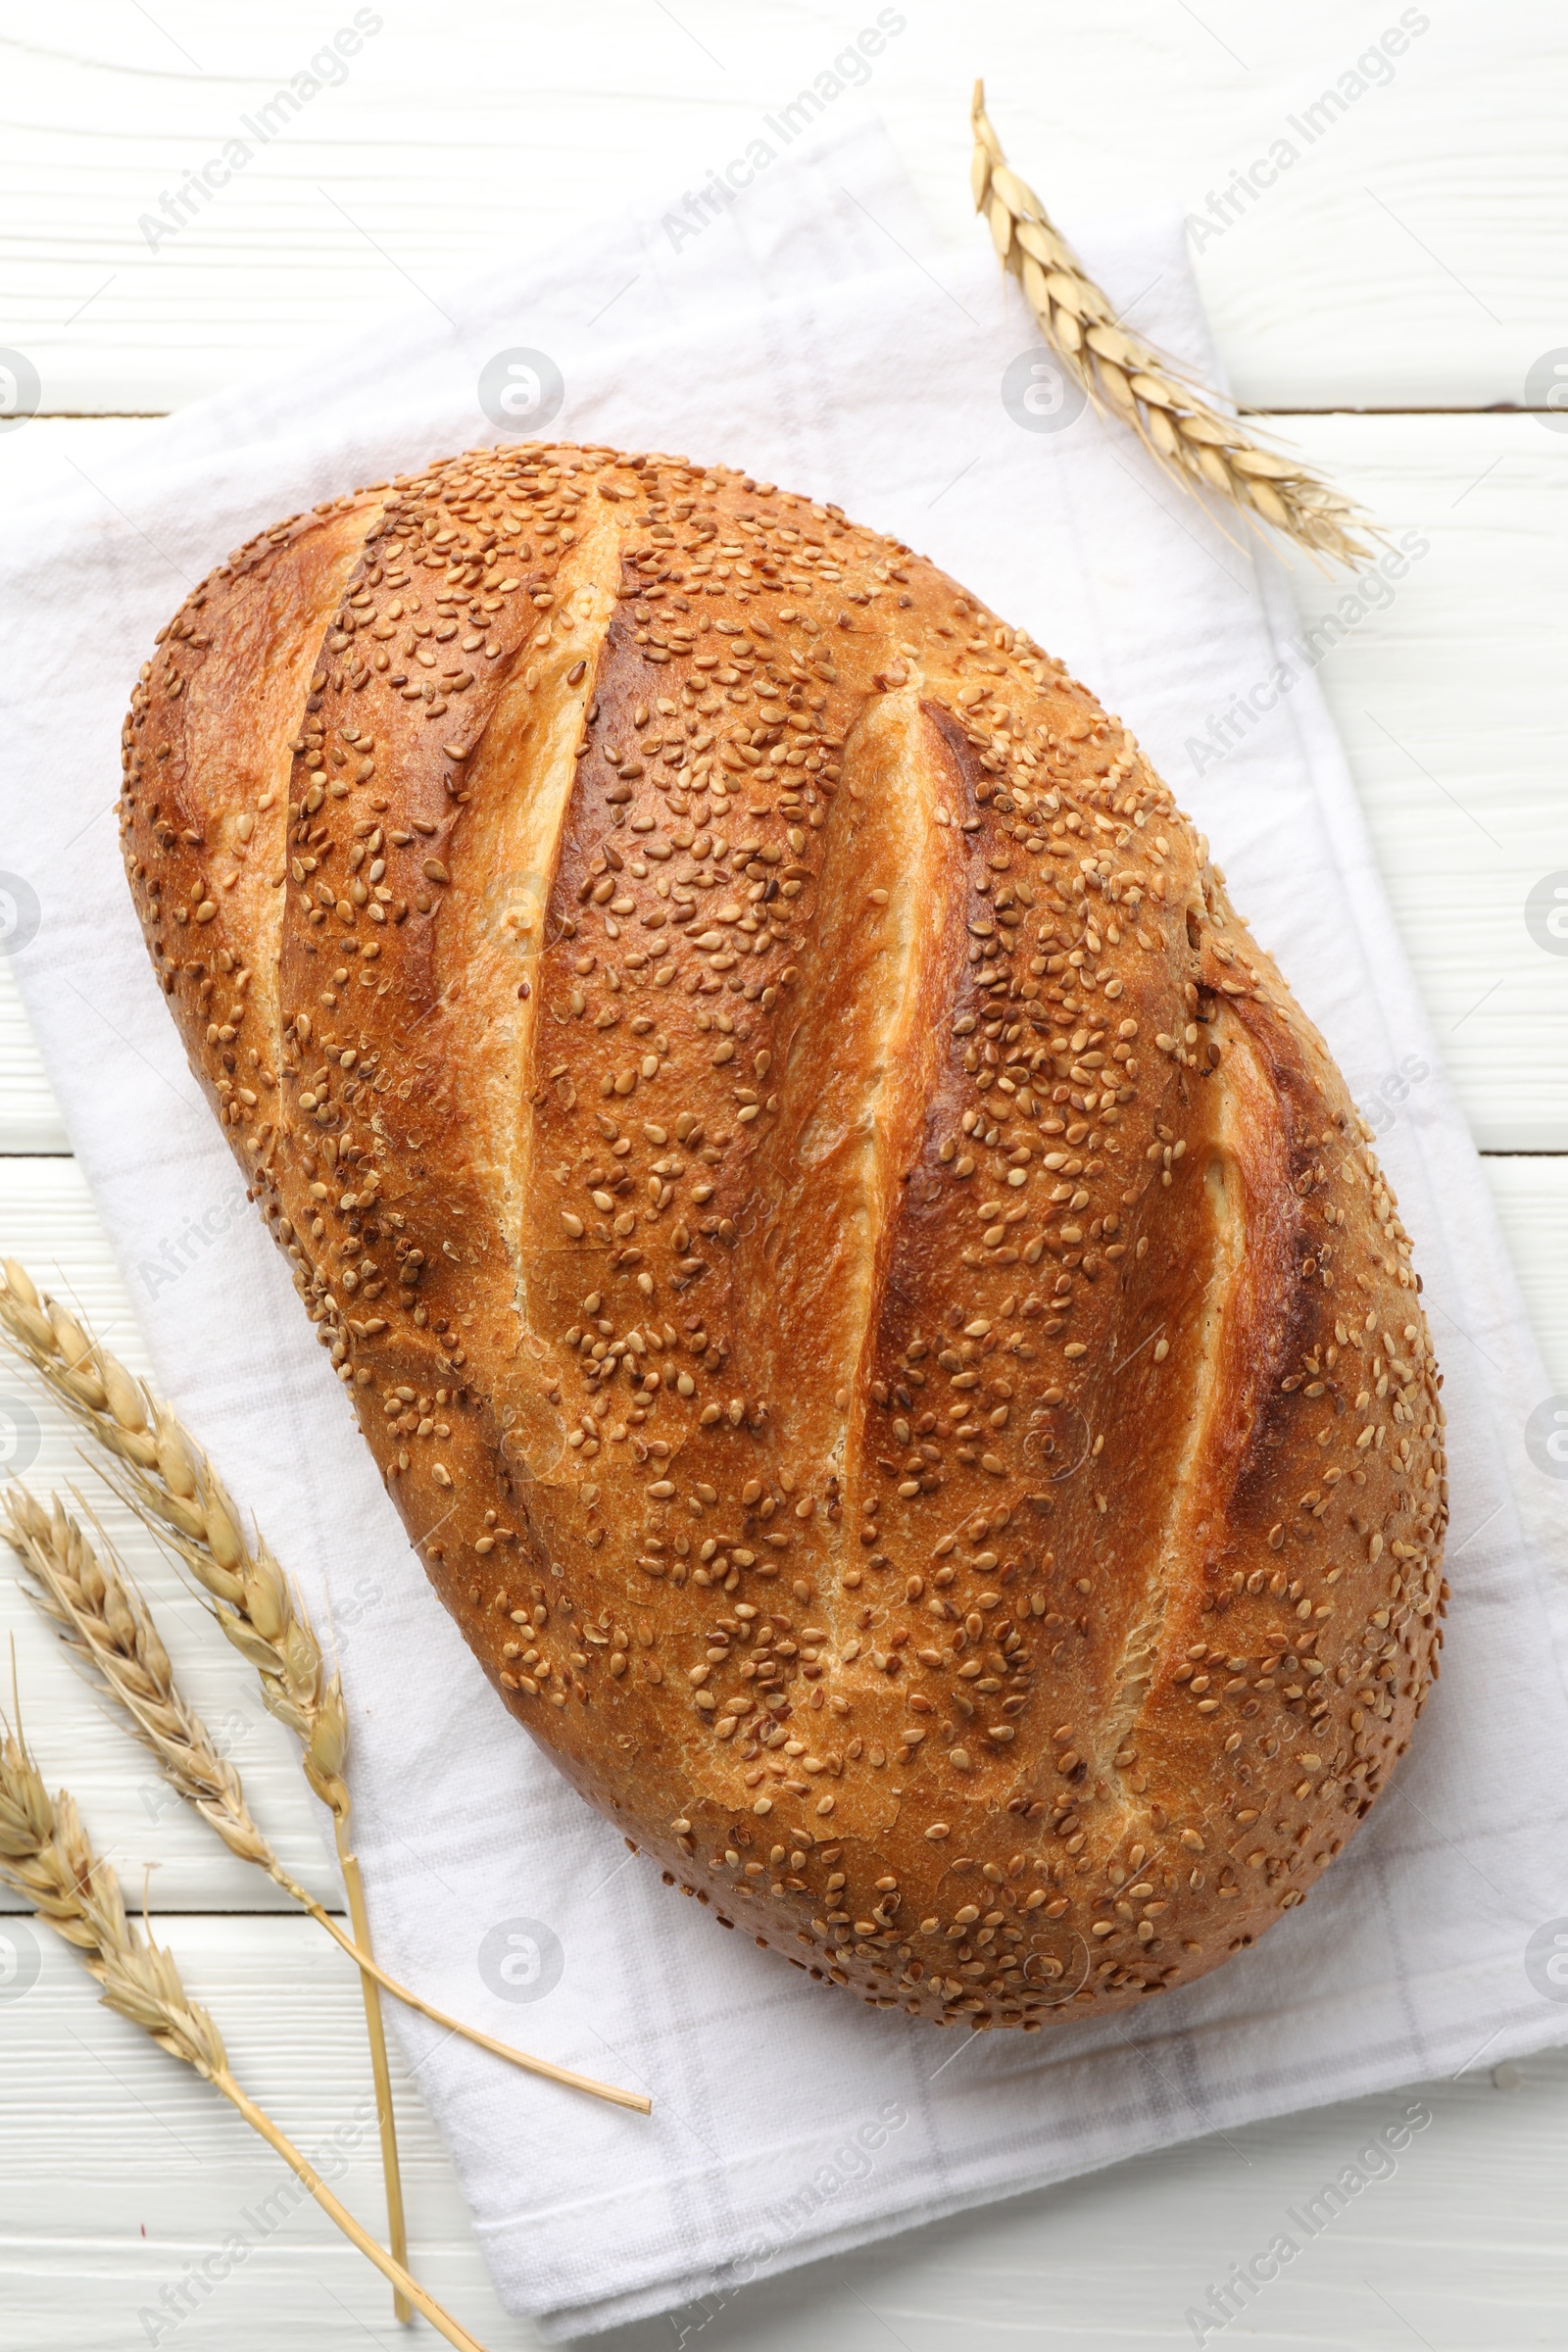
xmin=970 ymin=79 xmax=1374 ymax=565
xmin=2 ymin=1484 xmax=649 ymax=2114
xmin=0 ymin=1257 xmax=413 ymax=2322
xmin=0 ymin=1711 xmax=492 ymax=2352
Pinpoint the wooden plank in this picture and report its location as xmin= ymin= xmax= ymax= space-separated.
xmin=0 ymin=413 xmax=1562 ymax=1151
xmin=0 ymin=1914 xmax=537 ymax=2350
xmin=0 ymin=2 xmax=1562 ymax=414
xmin=1 ymin=1909 xmax=1565 ymax=2348
xmin=1261 ymin=413 xmax=1568 ymax=1153
xmin=1480 ymin=1154 xmax=1568 ymax=1393
xmin=0 ymin=975 xmax=67 ymax=1154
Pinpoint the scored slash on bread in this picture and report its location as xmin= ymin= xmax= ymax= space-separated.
xmin=119 ymin=442 xmax=1447 ymax=2029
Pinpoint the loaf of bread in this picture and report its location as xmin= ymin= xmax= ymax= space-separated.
xmin=120 ymin=441 xmax=1448 ymax=2028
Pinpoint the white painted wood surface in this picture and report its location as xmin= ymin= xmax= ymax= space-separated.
xmin=2 ymin=1 xmax=1565 ymax=414
xmin=1 ymin=8 xmax=1565 ymax=2348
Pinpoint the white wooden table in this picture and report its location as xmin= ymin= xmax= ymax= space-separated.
xmin=2 ymin=5 xmax=1566 ymax=2345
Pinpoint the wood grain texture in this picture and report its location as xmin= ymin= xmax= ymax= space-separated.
xmin=0 ymin=1914 xmax=537 ymax=2350
xmin=0 ymin=989 xmax=68 ymax=1152
xmin=1277 ymin=415 xmax=1568 ymax=1153
xmin=0 ymin=2 xmax=1564 ymax=413
xmin=1477 ymin=1154 xmax=1568 ymax=1393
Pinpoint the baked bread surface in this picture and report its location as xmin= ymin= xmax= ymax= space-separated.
xmin=120 ymin=441 xmax=1447 ymax=2027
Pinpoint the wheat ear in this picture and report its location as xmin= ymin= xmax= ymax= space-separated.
xmin=0 ymin=1260 xmax=652 ymax=2174
xmin=3 ymin=1485 xmax=649 ymax=2113
xmin=0 ymin=1262 xmax=420 ymax=2311
xmin=970 ymin=80 xmax=1373 ymax=565
xmin=0 ymin=1711 xmax=491 ymax=2352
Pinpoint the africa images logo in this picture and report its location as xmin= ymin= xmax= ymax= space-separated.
xmin=0 ymin=872 xmax=42 ymax=954
xmin=1525 ymin=349 xmax=1568 ymax=432
xmin=1524 ymin=1397 xmax=1568 ymax=1482
xmin=1002 ymin=346 xmax=1088 ymax=436
xmin=0 ymin=1397 xmax=41 ymax=1477
xmin=0 ymin=1917 xmax=41 ymax=2004
xmin=1525 ymin=1919 xmax=1568 ymax=2002
xmin=1525 ymin=872 xmax=1568 ymax=956
xmin=0 ymin=352 xmax=40 ymax=434
xmin=477 ymin=349 xmax=566 ymax=435
xmin=477 ymin=1916 xmax=564 ymax=2003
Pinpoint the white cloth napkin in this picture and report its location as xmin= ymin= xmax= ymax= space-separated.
xmin=3 ymin=113 xmax=1567 ymax=2343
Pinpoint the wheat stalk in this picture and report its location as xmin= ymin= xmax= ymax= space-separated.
xmin=970 ymin=79 xmax=1374 ymax=565
xmin=3 ymin=1484 xmax=649 ymax=2114
xmin=0 ymin=1708 xmax=491 ymax=2352
xmin=0 ymin=1259 xmax=414 ymax=2318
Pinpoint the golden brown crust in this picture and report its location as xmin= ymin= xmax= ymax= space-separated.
xmin=120 ymin=443 xmax=1448 ymax=2028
